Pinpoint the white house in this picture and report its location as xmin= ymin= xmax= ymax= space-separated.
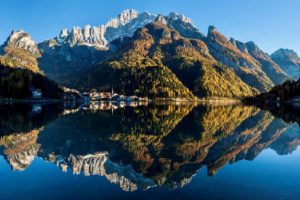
xmin=31 ymin=88 xmax=42 ymax=98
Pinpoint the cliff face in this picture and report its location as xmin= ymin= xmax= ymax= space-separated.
xmin=3 ymin=30 xmax=40 ymax=56
xmin=230 ymin=39 xmax=289 ymax=85
xmin=0 ymin=30 xmax=41 ymax=73
xmin=53 ymin=10 xmax=155 ymax=49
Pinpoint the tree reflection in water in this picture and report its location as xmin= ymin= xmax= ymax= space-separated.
xmin=0 ymin=102 xmax=299 ymax=191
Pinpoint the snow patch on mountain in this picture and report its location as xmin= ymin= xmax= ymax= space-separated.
xmin=54 ymin=9 xmax=156 ymax=48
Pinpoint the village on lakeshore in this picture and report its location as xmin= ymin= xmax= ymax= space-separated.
xmin=63 ymin=87 xmax=150 ymax=103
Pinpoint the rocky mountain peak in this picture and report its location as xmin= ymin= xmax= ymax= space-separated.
xmin=245 ymin=41 xmax=267 ymax=58
xmin=154 ymin=12 xmax=204 ymax=40
xmin=245 ymin=41 xmax=256 ymax=47
xmin=0 ymin=30 xmax=41 ymax=72
xmin=167 ymin=12 xmax=193 ymax=24
xmin=207 ymin=26 xmax=237 ymax=48
xmin=271 ymin=48 xmax=300 ymax=79
xmin=4 ymin=30 xmax=40 ymax=57
xmin=230 ymin=39 xmax=269 ymax=60
xmin=50 ymin=9 xmax=156 ymax=48
xmin=229 ymin=37 xmax=237 ymax=46
xmin=228 ymin=38 xmax=289 ymax=84
xmin=207 ymin=25 xmax=230 ymax=44
xmin=244 ymin=41 xmax=261 ymax=53
xmin=59 ymin=28 xmax=68 ymax=39
xmin=208 ymin=26 xmax=217 ymax=34
xmin=271 ymin=48 xmax=300 ymax=64
xmin=42 ymin=10 xmax=202 ymax=50
xmin=106 ymin=9 xmax=139 ymax=27
xmin=230 ymin=38 xmax=249 ymax=54
xmin=155 ymin=15 xmax=168 ymax=25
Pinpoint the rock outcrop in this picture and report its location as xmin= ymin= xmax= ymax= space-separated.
xmin=156 ymin=12 xmax=205 ymax=40
xmin=0 ymin=30 xmax=41 ymax=73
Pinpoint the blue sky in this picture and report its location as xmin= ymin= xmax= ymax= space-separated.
xmin=1 ymin=0 xmax=299 ymax=54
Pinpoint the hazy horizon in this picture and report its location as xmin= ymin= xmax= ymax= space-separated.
xmin=1 ymin=0 xmax=300 ymax=55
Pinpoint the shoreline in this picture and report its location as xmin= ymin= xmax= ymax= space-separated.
xmin=0 ymin=97 xmax=242 ymax=105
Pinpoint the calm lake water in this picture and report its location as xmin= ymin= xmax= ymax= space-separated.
xmin=0 ymin=102 xmax=300 ymax=200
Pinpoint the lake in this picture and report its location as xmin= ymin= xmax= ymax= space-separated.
xmin=0 ymin=101 xmax=300 ymax=200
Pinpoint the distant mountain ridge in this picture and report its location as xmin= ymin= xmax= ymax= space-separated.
xmin=271 ymin=48 xmax=300 ymax=80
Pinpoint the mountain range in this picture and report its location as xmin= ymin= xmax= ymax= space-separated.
xmin=1 ymin=9 xmax=299 ymax=100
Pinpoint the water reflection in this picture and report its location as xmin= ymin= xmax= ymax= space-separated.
xmin=0 ymin=102 xmax=299 ymax=192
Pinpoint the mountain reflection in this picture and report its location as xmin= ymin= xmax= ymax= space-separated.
xmin=0 ymin=102 xmax=299 ymax=191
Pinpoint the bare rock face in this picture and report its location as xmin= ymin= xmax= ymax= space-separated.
xmin=271 ymin=48 xmax=300 ymax=80
xmin=155 ymin=12 xmax=205 ymax=40
xmin=3 ymin=30 xmax=40 ymax=57
xmin=229 ymin=39 xmax=290 ymax=85
xmin=272 ymin=49 xmax=300 ymax=63
xmin=206 ymin=26 xmax=260 ymax=70
xmin=205 ymin=26 xmax=273 ymax=92
xmin=62 ymin=25 xmax=106 ymax=48
xmin=0 ymin=30 xmax=41 ymax=72
xmin=54 ymin=9 xmax=155 ymax=48
xmin=230 ymin=38 xmax=249 ymax=54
